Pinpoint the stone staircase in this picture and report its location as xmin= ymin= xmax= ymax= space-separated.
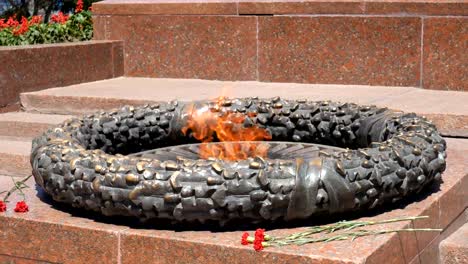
xmin=440 ymin=218 xmax=468 ymax=264
xmin=0 ymin=113 xmax=71 ymax=176
xmin=0 ymin=77 xmax=466 ymax=263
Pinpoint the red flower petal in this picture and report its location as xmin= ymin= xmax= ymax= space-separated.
xmin=254 ymin=228 xmax=265 ymax=240
xmin=241 ymin=232 xmax=250 ymax=245
xmin=253 ymin=229 xmax=266 ymax=251
xmin=14 ymin=201 xmax=28 ymax=213
xmin=253 ymin=240 xmax=264 ymax=251
xmin=76 ymin=0 xmax=84 ymax=13
xmin=0 ymin=201 xmax=6 ymax=212
xmin=30 ymin=16 xmax=42 ymax=25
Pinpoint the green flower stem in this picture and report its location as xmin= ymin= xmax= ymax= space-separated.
xmin=2 ymin=174 xmax=32 ymax=202
xmin=275 ymin=216 xmax=429 ymax=242
xmin=270 ymin=228 xmax=442 ymax=246
xmin=263 ymin=215 xmax=440 ymax=249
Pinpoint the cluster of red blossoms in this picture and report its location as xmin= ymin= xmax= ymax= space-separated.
xmin=0 ymin=17 xmax=18 ymax=28
xmin=13 ymin=17 xmax=29 ymax=36
xmin=50 ymin=12 xmax=69 ymax=24
xmin=0 ymin=15 xmax=42 ymax=36
xmin=30 ymin=15 xmax=42 ymax=25
xmin=0 ymin=200 xmax=29 ymax=213
xmin=76 ymin=0 xmax=84 ymax=13
xmin=241 ymin=229 xmax=270 ymax=251
xmin=1 ymin=0 xmax=87 ymax=34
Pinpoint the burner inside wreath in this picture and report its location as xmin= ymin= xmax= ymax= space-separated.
xmin=131 ymin=141 xmax=345 ymax=162
xmin=130 ymin=97 xmax=347 ymax=162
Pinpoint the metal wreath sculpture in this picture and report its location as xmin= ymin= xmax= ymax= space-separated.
xmin=31 ymin=97 xmax=447 ymax=223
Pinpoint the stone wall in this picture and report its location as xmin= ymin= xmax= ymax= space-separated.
xmin=0 ymin=40 xmax=124 ymax=108
xmin=92 ymin=0 xmax=467 ymax=91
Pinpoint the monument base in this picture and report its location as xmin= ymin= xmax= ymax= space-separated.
xmin=0 ymin=137 xmax=466 ymax=263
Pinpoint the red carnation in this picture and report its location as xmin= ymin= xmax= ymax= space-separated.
xmin=14 ymin=201 xmax=28 ymax=213
xmin=254 ymin=228 xmax=265 ymax=240
xmin=253 ymin=228 xmax=266 ymax=251
xmin=0 ymin=201 xmax=6 ymax=212
xmin=253 ymin=239 xmax=264 ymax=251
xmin=76 ymin=0 xmax=84 ymax=13
xmin=241 ymin=232 xmax=253 ymax=245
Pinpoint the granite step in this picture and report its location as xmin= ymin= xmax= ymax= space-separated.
xmin=0 ymin=112 xmax=72 ymax=138
xmin=0 ymin=112 xmax=72 ymax=176
xmin=0 ymin=136 xmax=32 ymax=177
xmin=0 ymin=137 xmax=466 ymax=263
xmin=440 ymin=220 xmax=468 ymax=264
xmin=20 ymin=77 xmax=468 ymax=137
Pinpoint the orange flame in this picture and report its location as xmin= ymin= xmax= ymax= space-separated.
xmin=182 ymin=99 xmax=272 ymax=161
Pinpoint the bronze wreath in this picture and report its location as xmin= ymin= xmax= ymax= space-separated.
xmin=31 ymin=97 xmax=447 ymax=223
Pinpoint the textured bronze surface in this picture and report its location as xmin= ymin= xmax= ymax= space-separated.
xmin=30 ymin=98 xmax=447 ymax=223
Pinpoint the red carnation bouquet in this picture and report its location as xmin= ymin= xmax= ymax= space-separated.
xmin=240 ymin=216 xmax=441 ymax=251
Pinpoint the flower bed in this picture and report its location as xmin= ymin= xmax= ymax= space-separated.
xmin=0 ymin=1 xmax=92 ymax=46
